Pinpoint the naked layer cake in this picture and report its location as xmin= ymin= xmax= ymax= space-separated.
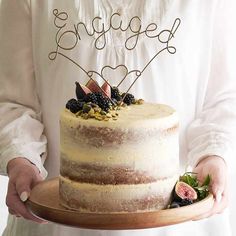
xmin=59 ymin=83 xmax=179 ymax=212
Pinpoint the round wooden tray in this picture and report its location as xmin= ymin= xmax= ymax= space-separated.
xmin=26 ymin=178 xmax=214 ymax=230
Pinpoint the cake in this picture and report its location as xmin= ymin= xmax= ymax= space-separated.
xmin=59 ymin=88 xmax=179 ymax=213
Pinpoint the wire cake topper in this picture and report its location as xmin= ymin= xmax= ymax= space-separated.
xmin=49 ymin=9 xmax=181 ymax=98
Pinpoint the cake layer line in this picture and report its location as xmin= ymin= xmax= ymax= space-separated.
xmin=60 ymin=157 xmax=178 ymax=184
xmin=61 ymin=124 xmax=178 ymax=148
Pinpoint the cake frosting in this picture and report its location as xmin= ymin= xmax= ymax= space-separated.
xmin=59 ymin=102 xmax=179 ymax=213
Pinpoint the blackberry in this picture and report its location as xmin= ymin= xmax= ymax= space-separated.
xmin=179 ymin=199 xmax=193 ymax=206
xmin=66 ymin=99 xmax=83 ymax=113
xmin=94 ymin=92 xmax=103 ymax=100
xmin=99 ymin=97 xmax=111 ymax=112
xmin=122 ymin=93 xmax=135 ymax=105
xmin=112 ymin=98 xmax=118 ymax=105
xmin=169 ymin=202 xmax=180 ymax=209
xmin=94 ymin=92 xmax=111 ymax=112
xmin=84 ymin=93 xmax=98 ymax=104
xmin=111 ymin=87 xmax=122 ymax=101
xmin=66 ymin=99 xmax=76 ymax=109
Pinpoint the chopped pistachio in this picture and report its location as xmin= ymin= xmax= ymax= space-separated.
xmin=91 ymin=103 xmax=98 ymax=108
xmin=106 ymin=113 xmax=112 ymax=118
xmin=136 ymin=99 xmax=144 ymax=105
xmin=76 ymin=110 xmax=83 ymax=117
xmin=100 ymin=111 xmax=107 ymax=116
xmin=83 ymin=104 xmax=91 ymax=113
xmin=94 ymin=107 xmax=101 ymax=113
xmin=96 ymin=116 xmax=103 ymax=121
xmin=88 ymin=108 xmax=95 ymax=115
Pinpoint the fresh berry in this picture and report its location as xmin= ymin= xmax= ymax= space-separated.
xmin=66 ymin=99 xmax=83 ymax=113
xmin=66 ymin=99 xmax=76 ymax=109
xmin=112 ymin=98 xmax=118 ymax=105
xmin=84 ymin=93 xmax=98 ymax=104
xmin=94 ymin=92 xmax=111 ymax=112
xmin=111 ymin=87 xmax=122 ymax=101
xmin=169 ymin=202 xmax=180 ymax=209
xmin=94 ymin=92 xmax=103 ymax=99
xmin=122 ymin=93 xmax=135 ymax=105
xmin=98 ymin=96 xmax=111 ymax=112
xmin=179 ymin=199 xmax=193 ymax=206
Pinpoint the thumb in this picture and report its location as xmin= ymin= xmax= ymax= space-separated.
xmin=15 ymin=175 xmax=34 ymax=202
xmin=20 ymin=191 xmax=30 ymax=202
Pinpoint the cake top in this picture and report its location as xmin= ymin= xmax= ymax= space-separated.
xmin=61 ymin=102 xmax=178 ymax=129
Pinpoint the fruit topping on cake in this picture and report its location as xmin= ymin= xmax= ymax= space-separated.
xmin=66 ymin=81 xmax=144 ymax=120
xmin=122 ymin=93 xmax=135 ymax=105
xmin=111 ymin=86 xmax=122 ymax=102
xmin=101 ymin=81 xmax=111 ymax=98
xmin=75 ymin=82 xmax=91 ymax=99
xmin=66 ymin=99 xmax=84 ymax=114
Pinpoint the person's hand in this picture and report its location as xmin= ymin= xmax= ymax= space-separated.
xmin=192 ymin=155 xmax=229 ymax=220
xmin=6 ymin=157 xmax=47 ymax=223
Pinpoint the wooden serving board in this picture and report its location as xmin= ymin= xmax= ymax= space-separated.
xmin=26 ymin=178 xmax=214 ymax=230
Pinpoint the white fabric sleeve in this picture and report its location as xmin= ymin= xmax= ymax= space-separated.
xmin=187 ymin=0 xmax=236 ymax=169
xmin=0 ymin=0 xmax=47 ymax=178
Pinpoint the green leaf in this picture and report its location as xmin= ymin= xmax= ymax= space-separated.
xmin=180 ymin=173 xmax=198 ymax=188
xmin=195 ymin=186 xmax=208 ymax=191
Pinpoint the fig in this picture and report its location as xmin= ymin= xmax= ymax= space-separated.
xmin=101 ymin=82 xmax=111 ymax=98
xmin=174 ymin=181 xmax=197 ymax=201
xmin=75 ymin=82 xmax=91 ymax=100
xmin=86 ymin=79 xmax=101 ymax=93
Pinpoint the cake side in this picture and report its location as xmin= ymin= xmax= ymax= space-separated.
xmin=59 ymin=102 xmax=179 ymax=212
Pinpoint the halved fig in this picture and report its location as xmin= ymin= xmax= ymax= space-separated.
xmin=86 ymin=79 xmax=101 ymax=93
xmin=75 ymin=82 xmax=91 ymax=99
xmin=101 ymin=81 xmax=111 ymax=98
xmin=174 ymin=181 xmax=197 ymax=201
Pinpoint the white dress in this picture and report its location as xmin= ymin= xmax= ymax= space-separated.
xmin=0 ymin=0 xmax=236 ymax=235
